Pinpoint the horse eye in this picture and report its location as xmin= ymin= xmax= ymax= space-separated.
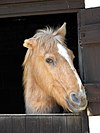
xmin=46 ymin=58 xmax=54 ymax=64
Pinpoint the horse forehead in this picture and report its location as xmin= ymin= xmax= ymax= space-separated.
xmin=57 ymin=43 xmax=73 ymax=69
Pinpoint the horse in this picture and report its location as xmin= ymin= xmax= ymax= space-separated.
xmin=22 ymin=22 xmax=87 ymax=114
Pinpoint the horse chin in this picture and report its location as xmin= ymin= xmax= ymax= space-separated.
xmin=66 ymin=99 xmax=87 ymax=113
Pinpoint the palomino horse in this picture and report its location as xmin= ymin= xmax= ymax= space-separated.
xmin=23 ymin=23 xmax=87 ymax=114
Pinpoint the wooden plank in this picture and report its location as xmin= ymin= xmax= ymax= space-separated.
xmin=78 ymin=42 xmax=100 ymax=83
xmin=0 ymin=116 xmax=12 ymax=133
xmin=0 ymin=0 xmax=84 ymax=5
xmin=0 ymin=114 xmax=89 ymax=133
xmin=82 ymin=43 xmax=100 ymax=83
xmin=79 ymin=24 xmax=100 ymax=45
xmin=78 ymin=7 xmax=100 ymax=83
xmin=39 ymin=116 xmax=52 ymax=133
xmin=12 ymin=116 xmax=25 ymax=133
xmin=88 ymin=103 xmax=100 ymax=115
xmin=78 ymin=7 xmax=100 ymax=27
xmin=85 ymin=84 xmax=100 ymax=115
xmin=26 ymin=114 xmax=87 ymax=133
xmin=78 ymin=7 xmax=100 ymax=115
xmin=81 ymin=111 xmax=89 ymax=133
xmin=52 ymin=115 xmax=67 ymax=133
xmin=26 ymin=115 xmax=40 ymax=133
xmin=0 ymin=115 xmax=26 ymax=133
xmin=26 ymin=114 xmax=88 ymax=133
xmin=0 ymin=0 xmax=43 ymax=4
xmin=85 ymin=84 xmax=100 ymax=102
xmin=0 ymin=0 xmax=84 ymax=7
xmin=0 ymin=0 xmax=84 ymax=18
xmin=66 ymin=115 xmax=82 ymax=133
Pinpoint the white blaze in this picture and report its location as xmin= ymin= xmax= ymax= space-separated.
xmin=57 ymin=43 xmax=74 ymax=70
xmin=57 ymin=43 xmax=82 ymax=89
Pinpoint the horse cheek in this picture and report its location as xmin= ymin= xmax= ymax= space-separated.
xmin=33 ymin=60 xmax=52 ymax=95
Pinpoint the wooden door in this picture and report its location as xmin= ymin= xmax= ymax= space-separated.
xmin=78 ymin=7 xmax=100 ymax=115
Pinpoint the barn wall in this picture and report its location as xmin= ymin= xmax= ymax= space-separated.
xmin=78 ymin=7 xmax=100 ymax=115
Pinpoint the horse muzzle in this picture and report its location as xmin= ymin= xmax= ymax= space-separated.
xmin=66 ymin=91 xmax=88 ymax=112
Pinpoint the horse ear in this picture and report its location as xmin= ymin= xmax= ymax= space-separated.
xmin=56 ymin=22 xmax=66 ymax=37
xmin=23 ymin=38 xmax=37 ymax=49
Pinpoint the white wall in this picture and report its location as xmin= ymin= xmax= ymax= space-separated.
xmin=89 ymin=116 xmax=100 ymax=133
xmin=85 ymin=0 xmax=100 ymax=8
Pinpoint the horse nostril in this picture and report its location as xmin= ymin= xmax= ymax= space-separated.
xmin=70 ymin=93 xmax=80 ymax=105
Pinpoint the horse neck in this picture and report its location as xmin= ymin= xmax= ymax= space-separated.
xmin=25 ymin=74 xmax=47 ymax=100
xmin=24 ymin=69 xmax=60 ymax=113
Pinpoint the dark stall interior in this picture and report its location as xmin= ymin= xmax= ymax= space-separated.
xmin=0 ymin=13 xmax=78 ymax=113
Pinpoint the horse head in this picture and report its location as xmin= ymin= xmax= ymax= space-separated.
xmin=23 ymin=23 xmax=87 ymax=113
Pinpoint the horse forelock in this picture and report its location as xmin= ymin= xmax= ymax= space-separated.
xmin=33 ymin=27 xmax=65 ymax=51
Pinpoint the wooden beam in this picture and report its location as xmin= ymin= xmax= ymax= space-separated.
xmin=0 ymin=0 xmax=84 ymax=18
